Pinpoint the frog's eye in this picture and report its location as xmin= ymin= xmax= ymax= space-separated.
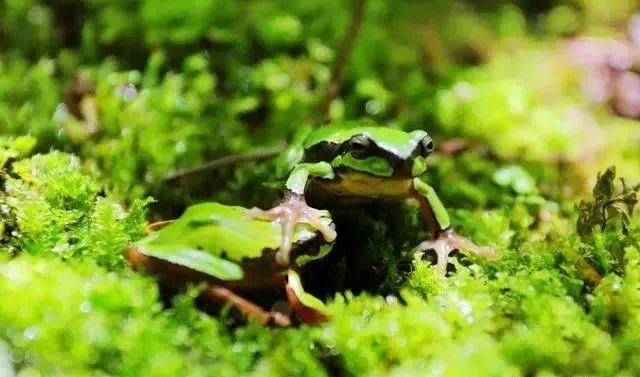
xmin=421 ymin=137 xmax=434 ymax=156
xmin=349 ymin=135 xmax=370 ymax=157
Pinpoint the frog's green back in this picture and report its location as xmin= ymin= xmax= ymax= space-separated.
xmin=133 ymin=202 xmax=330 ymax=280
xmin=303 ymin=122 xmax=428 ymax=159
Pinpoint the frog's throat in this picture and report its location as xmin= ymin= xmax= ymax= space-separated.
xmin=310 ymin=171 xmax=413 ymax=199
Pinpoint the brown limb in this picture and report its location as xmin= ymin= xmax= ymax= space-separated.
xmin=319 ymin=0 xmax=368 ymax=120
xmin=125 ymin=245 xmax=151 ymax=271
xmin=201 ymin=286 xmax=291 ymax=327
xmin=163 ymin=144 xmax=286 ymax=182
xmin=285 ymin=283 xmax=330 ymax=324
xmin=125 ymin=247 xmax=291 ymax=325
xmin=413 ymin=193 xmax=442 ymax=239
xmin=145 ymin=220 xmax=175 ymax=234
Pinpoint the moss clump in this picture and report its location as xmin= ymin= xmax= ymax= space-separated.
xmin=0 ymin=148 xmax=150 ymax=269
xmin=0 ymin=256 xmax=247 ymax=376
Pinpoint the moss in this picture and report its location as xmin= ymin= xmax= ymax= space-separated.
xmin=2 ymin=1 xmax=640 ymax=376
xmin=0 ymin=256 xmax=248 ymax=376
xmin=0 ymin=150 xmax=150 ymax=269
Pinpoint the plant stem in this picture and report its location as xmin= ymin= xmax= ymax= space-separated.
xmin=163 ymin=144 xmax=285 ymax=182
xmin=319 ymin=0 xmax=368 ymax=121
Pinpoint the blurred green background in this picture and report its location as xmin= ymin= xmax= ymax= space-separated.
xmin=1 ymin=0 xmax=640 ymax=376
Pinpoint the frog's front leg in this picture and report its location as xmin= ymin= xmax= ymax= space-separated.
xmin=412 ymin=178 xmax=497 ymax=272
xmin=247 ymin=162 xmax=337 ymax=265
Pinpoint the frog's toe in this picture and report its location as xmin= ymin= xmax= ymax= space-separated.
xmin=300 ymin=209 xmax=337 ymax=243
xmin=246 ymin=206 xmax=283 ymax=221
xmin=416 ymin=230 xmax=496 ymax=273
xmin=275 ymin=218 xmax=296 ymax=265
xmin=269 ymin=311 xmax=292 ymax=327
xmin=451 ymin=234 xmax=497 ymax=261
xmin=249 ymin=191 xmax=334 ymax=266
xmin=415 ymin=238 xmax=452 ymax=273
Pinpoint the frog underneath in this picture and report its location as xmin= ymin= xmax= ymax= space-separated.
xmin=248 ymin=122 xmax=496 ymax=272
xmin=127 ymin=202 xmax=334 ymax=326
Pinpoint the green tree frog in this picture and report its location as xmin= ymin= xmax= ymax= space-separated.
xmin=248 ymin=122 xmax=496 ymax=271
xmin=127 ymin=202 xmax=334 ymax=326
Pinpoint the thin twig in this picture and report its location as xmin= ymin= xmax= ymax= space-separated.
xmin=163 ymin=144 xmax=286 ymax=182
xmin=319 ymin=0 xmax=368 ymax=120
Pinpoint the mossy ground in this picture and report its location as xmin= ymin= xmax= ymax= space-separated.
xmin=2 ymin=1 xmax=640 ymax=376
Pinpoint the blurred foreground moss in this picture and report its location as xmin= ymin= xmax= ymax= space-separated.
xmin=0 ymin=256 xmax=251 ymax=377
xmin=3 ymin=224 xmax=639 ymax=376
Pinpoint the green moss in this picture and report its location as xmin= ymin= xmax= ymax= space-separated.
xmin=0 ymin=256 xmax=247 ymax=376
xmin=2 ymin=1 xmax=640 ymax=375
xmin=1 ymin=150 xmax=150 ymax=269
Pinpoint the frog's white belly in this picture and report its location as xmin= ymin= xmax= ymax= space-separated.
xmin=309 ymin=172 xmax=413 ymax=199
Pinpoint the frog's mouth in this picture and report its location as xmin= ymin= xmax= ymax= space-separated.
xmin=310 ymin=171 xmax=413 ymax=199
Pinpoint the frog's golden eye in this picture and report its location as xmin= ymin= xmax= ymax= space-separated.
xmin=349 ymin=135 xmax=370 ymax=157
xmin=421 ymin=137 xmax=434 ymax=156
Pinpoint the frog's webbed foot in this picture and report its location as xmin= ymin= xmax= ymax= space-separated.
xmin=415 ymin=229 xmax=497 ymax=273
xmin=247 ymin=190 xmax=337 ymax=266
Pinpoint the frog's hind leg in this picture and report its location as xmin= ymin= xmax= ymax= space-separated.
xmin=145 ymin=220 xmax=175 ymax=234
xmin=285 ymin=270 xmax=330 ymax=324
xmin=126 ymin=246 xmax=290 ymax=326
xmin=201 ymin=286 xmax=291 ymax=327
